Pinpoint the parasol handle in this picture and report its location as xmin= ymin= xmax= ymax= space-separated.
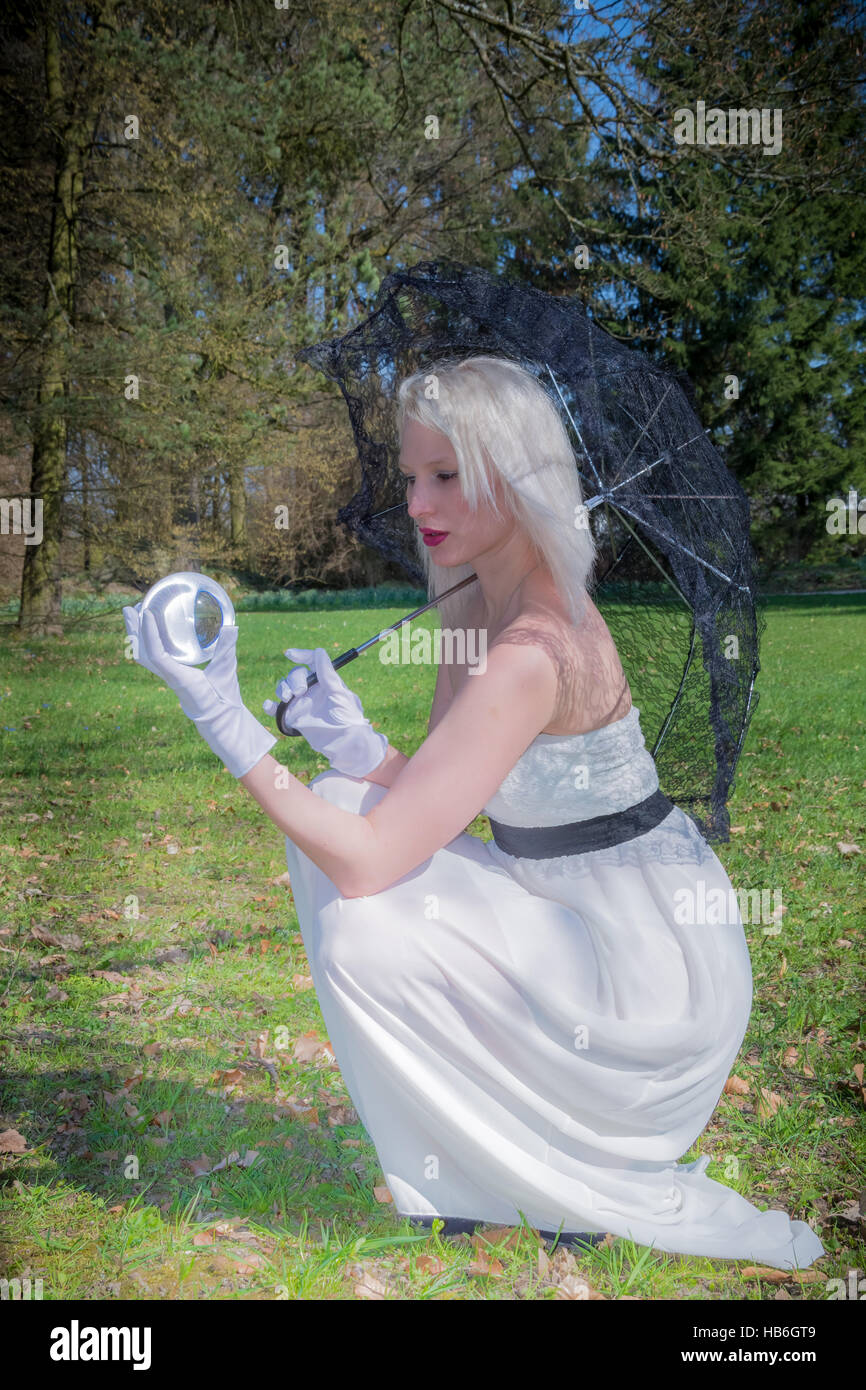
xmin=274 ymin=572 xmax=479 ymax=737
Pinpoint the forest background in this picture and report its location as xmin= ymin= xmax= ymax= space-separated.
xmin=1 ymin=0 xmax=864 ymax=630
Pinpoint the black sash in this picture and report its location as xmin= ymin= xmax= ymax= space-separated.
xmin=487 ymin=788 xmax=676 ymax=859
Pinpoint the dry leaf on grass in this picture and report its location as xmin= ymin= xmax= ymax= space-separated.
xmin=741 ymin=1265 xmax=825 ymax=1284
xmin=555 ymin=1274 xmax=606 ymax=1300
xmin=354 ymin=1274 xmax=389 ymax=1299
xmin=206 ymin=1149 xmax=260 ymax=1174
xmin=467 ymin=1252 xmax=505 ymax=1278
xmin=755 ymin=1088 xmax=783 ymax=1119
xmin=346 ymin=1261 xmax=393 ymax=1299
xmin=185 ymin=1153 xmax=214 ymax=1176
xmin=0 ymin=1128 xmax=27 ymax=1153
xmin=290 ymin=1030 xmax=335 ymax=1065
xmin=213 ymin=1068 xmax=246 ymax=1087
xmin=326 ymin=1106 xmax=359 ymax=1126
xmin=30 ymin=924 xmax=82 ymax=950
xmin=724 ymin=1074 xmax=750 ymax=1096
xmin=272 ymin=1095 xmax=319 ymax=1124
xmin=473 ymin=1225 xmax=523 ymax=1252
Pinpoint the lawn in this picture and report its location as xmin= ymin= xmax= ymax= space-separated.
xmin=0 ymin=594 xmax=863 ymax=1300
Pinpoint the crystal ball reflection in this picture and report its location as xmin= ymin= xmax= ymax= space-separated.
xmin=139 ymin=572 xmax=236 ymax=665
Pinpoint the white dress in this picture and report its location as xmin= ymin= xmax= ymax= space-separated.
xmin=283 ymin=705 xmax=825 ymax=1270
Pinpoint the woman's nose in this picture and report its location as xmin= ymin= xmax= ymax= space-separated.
xmin=407 ymin=486 xmax=433 ymax=519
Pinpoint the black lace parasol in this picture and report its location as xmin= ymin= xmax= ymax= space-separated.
xmin=293 ymin=259 xmax=765 ymax=843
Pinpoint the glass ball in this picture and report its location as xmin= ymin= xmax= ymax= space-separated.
xmin=140 ymin=572 xmax=236 ymax=665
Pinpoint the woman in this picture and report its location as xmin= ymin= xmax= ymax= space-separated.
xmin=123 ymin=355 xmax=824 ymax=1270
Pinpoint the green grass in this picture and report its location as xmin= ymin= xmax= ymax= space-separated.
xmin=0 ymin=595 xmax=863 ymax=1300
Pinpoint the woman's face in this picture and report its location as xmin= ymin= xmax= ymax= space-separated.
xmin=398 ymin=417 xmax=516 ymax=566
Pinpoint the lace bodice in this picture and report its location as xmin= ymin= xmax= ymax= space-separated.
xmin=482 ymin=705 xmax=717 ymax=875
xmin=483 ymin=705 xmax=659 ymax=826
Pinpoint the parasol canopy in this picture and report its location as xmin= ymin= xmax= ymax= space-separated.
xmin=294 ymin=259 xmax=765 ymax=843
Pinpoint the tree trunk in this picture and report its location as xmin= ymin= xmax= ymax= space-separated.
xmin=229 ymin=462 xmax=247 ymax=552
xmin=18 ymin=23 xmax=83 ymax=631
xmin=82 ymin=444 xmax=90 ymax=573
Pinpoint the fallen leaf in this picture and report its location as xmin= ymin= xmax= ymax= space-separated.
xmin=724 ymin=1074 xmax=750 ymax=1096
xmin=473 ymin=1226 xmax=523 ymax=1252
xmin=741 ymin=1265 xmax=825 ymax=1284
xmin=327 ymin=1106 xmax=359 ymax=1127
xmin=30 ymin=924 xmax=82 ymax=950
xmin=273 ymin=1095 xmax=319 ymax=1124
xmin=0 ymin=1128 xmax=27 ymax=1153
xmin=467 ymin=1253 xmax=505 ymax=1278
xmin=353 ymin=1270 xmax=389 ymax=1300
xmin=213 ymin=1069 xmax=246 ymax=1087
xmin=208 ymin=1149 xmax=260 ymax=1174
xmin=754 ymin=1088 xmax=783 ymax=1119
xmin=555 ymin=1274 xmax=605 ymax=1299
xmin=185 ymin=1153 xmax=214 ymax=1177
xmin=291 ymin=1030 xmax=335 ymax=1065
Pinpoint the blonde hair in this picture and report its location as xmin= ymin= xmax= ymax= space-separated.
xmin=396 ymin=354 xmax=597 ymax=632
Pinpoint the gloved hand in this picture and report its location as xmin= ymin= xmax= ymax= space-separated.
xmin=263 ymin=646 xmax=388 ymax=779
xmin=122 ymin=604 xmax=277 ymax=779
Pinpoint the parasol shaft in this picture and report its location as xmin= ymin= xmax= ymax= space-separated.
xmin=274 ymin=573 xmax=479 ymax=737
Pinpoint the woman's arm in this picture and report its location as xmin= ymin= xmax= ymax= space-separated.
xmin=358 ymin=742 xmax=408 ymax=788
xmin=240 ymin=755 xmax=376 ymax=895
xmin=241 ymin=639 xmax=557 ymax=899
xmin=357 ymin=638 xmax=558 ymax=895
xmin=340 ymin=657 xmax=452 ymax=789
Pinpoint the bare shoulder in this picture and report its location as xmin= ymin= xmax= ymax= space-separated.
xmin=488 ymin=598 xmax=579 ymax=676
xmin=492 ymin=592 xmax=631 ymax=734
xmin=465 ymin=626 xmax=560 ymax=704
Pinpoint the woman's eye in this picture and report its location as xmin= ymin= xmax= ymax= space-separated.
xmin=403 ymin=474 xmax=457 ymax=484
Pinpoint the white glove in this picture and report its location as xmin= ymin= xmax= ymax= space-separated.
xmin=122 ymin=604 xmax=277 ymax=779
xmin=263 ymin=646 xmax=388 ymax=779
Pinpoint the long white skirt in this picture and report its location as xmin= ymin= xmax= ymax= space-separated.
xmin=283 ymin=769 xmax=825 ymax=1270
